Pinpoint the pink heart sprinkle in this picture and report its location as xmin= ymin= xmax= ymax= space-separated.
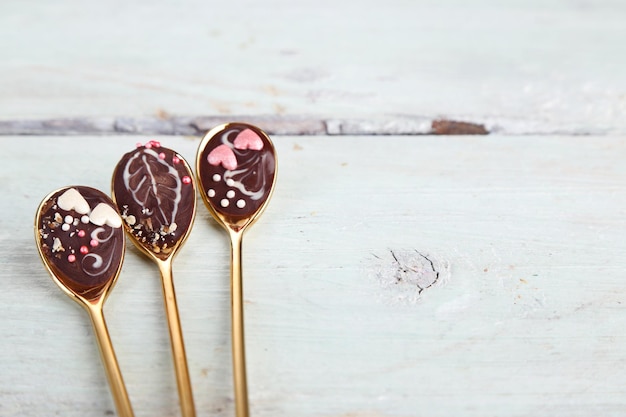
xmin=234 ymin=129 xmax=264 ymax=151
xmin=207 ymin=144 xmax=237 ymax=170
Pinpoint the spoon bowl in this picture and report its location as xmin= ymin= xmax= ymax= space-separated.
xmin=35 ymin=186 xmax=134 ymax=417
xmin=196 ymin=123 xmax=277 ymax=417
xmin=196 ymin=123 xmax=277 ymax=233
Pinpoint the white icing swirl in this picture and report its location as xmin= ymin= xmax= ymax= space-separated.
xmin=220 ymin=130 xmax=270 ymax=201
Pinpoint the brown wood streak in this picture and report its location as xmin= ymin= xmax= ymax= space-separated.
xmin=0 ymin=116 xmax=490 ymax=136
xmin=431 ymin=119 xmax=489 ymax=135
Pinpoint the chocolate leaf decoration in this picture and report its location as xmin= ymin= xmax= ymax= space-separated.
xmin=123 ymin=148 xmax=182 ymax=231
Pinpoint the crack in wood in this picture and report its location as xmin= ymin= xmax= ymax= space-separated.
xmin=0 ymin=115 xmax=490 ymax=136
xmin=375 ymin=249 xmax=444 ymax=300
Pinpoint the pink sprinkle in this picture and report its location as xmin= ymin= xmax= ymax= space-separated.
xmin=173 ymin=156 xmax=180 ymax=164
xmin=80 ymin=246 xmax=89 ymax=254
xmin=150 ymin=140 xmax=161 ymax=148
xmin=135 ymin=142 xmax=142 ymax=148
xmin=67 ymin=254 xmax=76 ymax=263
xmin=145 ymin=142 xmax=152 ymax=149
xmin=158 ymin=152 xmax=166 ymax=159
xmin=182 ymin=176 xmax=191 ymax=184
xmin=90 ymin=239 xmax=99 ymax=247
xmin=77 ymin=230 xmax=85 ymax=238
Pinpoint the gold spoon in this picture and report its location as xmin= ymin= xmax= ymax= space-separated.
xmin=35 ymin=186 xmax=134 ymax=417
xmin=111 ymin=141 xmax=197 ymax=417
xmin=196 ymin=123 xmax=277 ymax=417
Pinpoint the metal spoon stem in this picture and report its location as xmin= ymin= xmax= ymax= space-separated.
xmin=87 ymin=304 xmax=135 ymax=417
xmin=229 ymin=230 xmax=249 ymax=417
xmin=157 ymin=258 xmax=197 ymax=417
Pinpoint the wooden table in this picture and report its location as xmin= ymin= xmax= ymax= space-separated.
xmin=2 ymin=1 xmax=625 ymax=416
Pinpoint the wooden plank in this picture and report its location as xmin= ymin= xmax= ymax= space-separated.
xmin=1 ymin=135 xmax=625 ymax=416
xmin=1 ymin=1 xmax=625 ymax=134
xmin=0 ymin=115 xmax=487 ymax=136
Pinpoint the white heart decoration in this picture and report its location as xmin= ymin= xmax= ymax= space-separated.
xmin=57 ymin=188 xmax=90 ymax=214
xmin=89 ymin=203 xmax=122 ymax=228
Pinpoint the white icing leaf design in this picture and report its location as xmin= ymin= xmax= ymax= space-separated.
xmin=122 ymin=148 xmax=182 ymax=230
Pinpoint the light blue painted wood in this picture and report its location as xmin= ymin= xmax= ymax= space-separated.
xmin=0 ymin=0 xmax=625 ymax=133
xmin=1 ymin=135 xmax=625 ymax=416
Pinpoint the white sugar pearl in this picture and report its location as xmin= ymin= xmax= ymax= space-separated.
xmin=236 ymin=199 xmax=246 ymax=208
xmin=226 ymin=190 xmax=235 ymax=198
xmin=213 ymin=174 xmax=221 ymax=182
xmin=81 ymin=215 xmax=89 ymax=224
xmin=208 ymin=189 xmax=215 ymax=197
xmin=64 ymin=215 xmax=73 ymax=224
xmin=61 ymin=223 xmax=70 ymax=231
xmin=226 ymin=179 xmax=235 ymax=186
xmin=220 ymin=199 xmax=229 ymax=207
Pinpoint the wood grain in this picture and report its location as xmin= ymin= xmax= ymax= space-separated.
xmin=1 ymin=0 xmax=625 ymax=134
xmin=2 ymin=135 xmax=625 ymax=416
xmin=0 ymin=115 xmax=486 ymax=136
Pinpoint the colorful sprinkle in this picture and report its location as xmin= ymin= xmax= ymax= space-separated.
xmin=182 ymin=176 xmax=191 ymax=184
xmin=150 ymin=140 xmax=161 ymax=148
xmin=158 ymin=152 xmax=166 ymax=159
xmin=145 ymin=142 xmax=152 ymax=149
xmin=80 ymin=246 xmax=89 ymax=254
xmin=136 ymin=142 xmax=142 ymax=148
xmin=67 ymin=254 xmax=76 ymax=263
xmin=90 ymin=239 xmax=99 ymax=247
xmin=77 ymin=230 xmax=86 ymax=237
xmin=173 ymin=156 xmax=180 ymax=164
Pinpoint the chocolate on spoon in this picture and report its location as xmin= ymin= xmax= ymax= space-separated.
xmin=196 ymin=123 xmax=277 ymax=417
xmin=35 ymin=186 xmax=134 ymax=417
xmin=112 ymin=140 xmax=197 ymax=417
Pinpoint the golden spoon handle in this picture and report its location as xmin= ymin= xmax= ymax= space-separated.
xmin=230 ymin=230 xmax=250 ymax=417
xmin=158 ymin=259 xmax=197 ymax=417
xmin=87 ymin=306 xmax=135 ymax=417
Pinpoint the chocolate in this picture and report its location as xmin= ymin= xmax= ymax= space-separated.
xmin=112 ymin=141 xmax=196 ymax=259
xmin=36 ymin=186 xmax=125 ymax=300
xmin=197 ymin=123 xmax=276 ymax=221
